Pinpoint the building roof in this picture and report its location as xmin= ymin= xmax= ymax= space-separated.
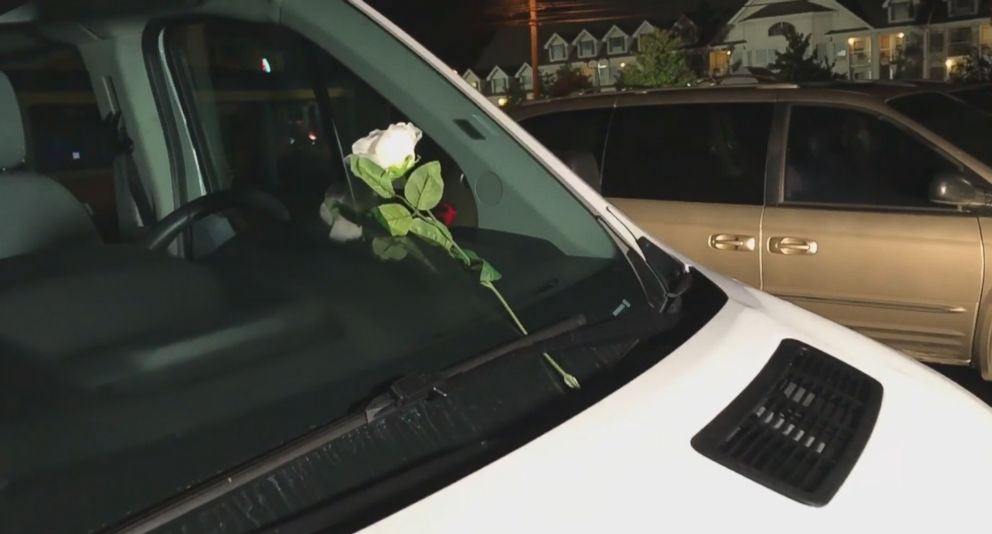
xmin=836 ymin=0 xmax=991 ymax=29
xmin=742 ymin=0 xmax=833 ymax=21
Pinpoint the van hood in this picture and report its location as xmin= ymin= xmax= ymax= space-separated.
xmin=367 ymin=269 xmax=992 ymax=532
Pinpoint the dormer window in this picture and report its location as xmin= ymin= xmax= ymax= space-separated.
xmin=574 ymin=31 xmax=597 ymax=59
xmin=888 ymin=0 xmax=915 ymax=23
xmin=608 ymin=36 xmax=627 ymax=54
xmin=490 ymin=77 xmax=507 ymax=94
xmin=768 ymin=22 xmax=796 ymax=37
xmin=948 ymin=0 xmax=978 ymax=17
xmin=578 ymin=39 xmax=596 ymax=58
xmin=550 ymin=42 xmax=567 ymax=62
xmin=632 ymin=21 xmax=656 ymax=52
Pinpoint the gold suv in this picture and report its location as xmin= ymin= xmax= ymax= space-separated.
xmin=514 ymin=83 xmax=992 ymax=378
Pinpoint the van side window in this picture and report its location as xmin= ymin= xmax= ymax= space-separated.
xmin=520 ymin=109 xmax=612 ymax=191
xmin=602 ymin=103 xmax=772 ymax=205
xmin=2 ymin=46 xmax=119 ymax=240
xmin=784 ymin=106 xmax=958 ymax=208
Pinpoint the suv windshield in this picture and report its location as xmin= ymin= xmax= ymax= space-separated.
xmin=889 ymin=91 xmax=992 ymax=169
xmin=0 ymin=4 xmax=719 ymax=534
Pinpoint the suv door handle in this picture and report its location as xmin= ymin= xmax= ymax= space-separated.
xmin=708 ymin=233 xmax=756 ymax=252
xmin=769 ymin=236 xmax=818 ymax=255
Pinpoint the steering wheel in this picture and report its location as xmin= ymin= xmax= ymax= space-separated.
xmin=141 ymin=188 xmax=291 ymax=251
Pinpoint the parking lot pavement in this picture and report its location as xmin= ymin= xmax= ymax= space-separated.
xmin=931 ymin=365 xmax=992 ymax=406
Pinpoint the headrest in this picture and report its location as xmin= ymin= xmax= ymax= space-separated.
xmin=0 ymin=173 xmax=99 ymax=260
xmin=558 ymin=150 xmax=602 ymax=193
xmin=0 ymin=72 xmax=25 ymax=170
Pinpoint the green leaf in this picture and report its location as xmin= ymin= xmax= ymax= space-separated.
xmin=404 ymin=161 xmax=444 ymax=211
xmin=371 ymin=237 xmax=408 ymax=261
xmin=460 ymin=248 xmax=501 ymax=282
xmin=350 ymin=155 xmax=395 ymax=199
xmin=478 ymin=259 xmax=502 ymax=283
xmin=410 ymin=218 xmax=453 ymax=250
xmin=459 ymin=247 xmax=481 ymax=268
xmin=373 ymin=203 xmax=413 ymax=237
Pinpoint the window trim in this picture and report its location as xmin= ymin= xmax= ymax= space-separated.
xmin=948 ymin=0 xmax=978 ymax=17
xmin=774 ymin=102 xmax=973 ymax=215
xmin=549 ymin=41 xmax=568 ymax=62
xmin=577 ymin=38 xmax=597 ymax=59
xmin=888 ymin=0 xmax=916 ymax=23
xmin=768 ymin=21 xmax=796 ymax=37
xmin=607 ymin=35 xmax=627 ymax=55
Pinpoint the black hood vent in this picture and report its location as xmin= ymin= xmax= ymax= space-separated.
xmin=691 ymin=339 xmax=882 ymax=506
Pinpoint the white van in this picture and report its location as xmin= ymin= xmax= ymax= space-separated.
xmin=0 ymin=1 xmax=990 ymax=533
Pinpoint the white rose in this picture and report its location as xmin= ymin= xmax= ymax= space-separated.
xmin=351 ymin=122 xmax=422 ymax=170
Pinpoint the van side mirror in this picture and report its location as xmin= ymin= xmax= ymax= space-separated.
xmin=929 ymin=173 xmax=992 ymax=209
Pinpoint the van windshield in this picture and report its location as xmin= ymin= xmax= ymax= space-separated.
xmin=889 ymin=91 xmax=992 ymax=169
xmin=0 ymin=4 xmax=723 ymax=534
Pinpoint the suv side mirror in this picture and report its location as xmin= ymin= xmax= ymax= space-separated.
xmin=929 ymin=173 xmax=992 ymax=209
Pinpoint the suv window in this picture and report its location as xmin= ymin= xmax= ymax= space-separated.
xmin=520 ymin=108 xmax=612 ymax=191
xmin=2 ymin=45 xmax=118 ymax=240
xmin=602 ymin=103 xmax=772 ymax=205
xmin=784 ymin=105 xmax=960 ymax=208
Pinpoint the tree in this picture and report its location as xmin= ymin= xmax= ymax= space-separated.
xmin=618 ymin=29 xmax=695 ymax=89
xmin=548 ymin=63 xmax=592 ymax=97
xmin=505 ymin=77 xmax=529 ymax=106
xmin=951 ymin=47 xmax=992 ymax=83
xmin=770 ymin=30 xmax=839 ymax=82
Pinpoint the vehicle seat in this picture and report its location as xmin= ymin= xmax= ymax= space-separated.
xmin=0 ymin=72 xmax=99 ymax=260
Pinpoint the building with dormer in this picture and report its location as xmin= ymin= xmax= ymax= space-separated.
xmin=466 ymin=0 xmax=991 ymax=103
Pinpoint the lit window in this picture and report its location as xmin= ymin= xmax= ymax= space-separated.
xmin=848 ymin=36 xmax=870 ymax=66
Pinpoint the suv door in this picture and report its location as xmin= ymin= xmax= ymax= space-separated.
xmin=763 ymin=103 xmax=982 ymax=364
xmin=602 ymin=102 xmax=773 ymax=288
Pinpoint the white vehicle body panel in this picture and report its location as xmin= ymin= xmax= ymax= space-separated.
xmin=348 ymin=1 xmax=992 ymax=531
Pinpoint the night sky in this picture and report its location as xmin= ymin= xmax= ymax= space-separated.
xmin=367 ymin=0 xmax=744 ymax=70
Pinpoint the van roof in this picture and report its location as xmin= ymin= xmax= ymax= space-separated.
xmin=511 ymin=80 xmax=966 ymax=114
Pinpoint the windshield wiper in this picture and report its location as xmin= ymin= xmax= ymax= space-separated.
xmin=363 ymin=303 xmax=685 ymax=423
xmin=113 ymin=304 xmax=686 ymax=534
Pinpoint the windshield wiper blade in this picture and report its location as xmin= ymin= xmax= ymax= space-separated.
xmin=363 ymin=304 xmax=685 ymax=423
xmin=362 ymin=314 xmax=586 ymax=422
xmin=113 ymin=306 xmax=684 ymax=533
